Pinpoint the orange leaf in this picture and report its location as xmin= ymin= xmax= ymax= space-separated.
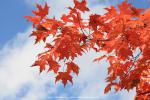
xmin=55 ymin=72 xmax=73 ymax=87
xmin=32 ymin=3 xmax=49 ymax=18
xmin=47 ymin=57 xmax=60 ymax=73
xmin=66 ymin=62 xmax=79 ymax=75
xmin=32 ymin=60 xmax=47 ymax=73
xmin=104 ymin=84 xmax=111 ymax=94
xmin=74 ymin=0 xmax=89 ymax=12
xmin=24 ymin=16 xmax=40 ymax=25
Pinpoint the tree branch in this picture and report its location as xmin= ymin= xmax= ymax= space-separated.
xmin=124 ymin=51 xmax=142 ymax=77
xmin=76 ymin=12 xmax=89 ymax=35
xmin=137 ymin=91 xmax=150 ymax=96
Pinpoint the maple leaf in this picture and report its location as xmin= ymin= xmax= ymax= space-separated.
xmin=32 ymin=3 xmax=49 ymax=19
xmin=130 ymin=7 xmax=144 ymax=16
xmin=117 ymin=46 xmax=132 ymax=60
xmin=24 ymin=16 xmax=40 ymax=25
xmin=118 ymin=0 xmax=132 ymax=15
xmin=47 ymin=57 xmax=60 ymax=73
xmin=32 ymin=60 xmax=47 ymax=73
xmin=61 ymin=14 xmax=72 ymax=23
xmin=73 ymin=0 xmax=89 ymax=12
xmin=104 ymin=84 xmax=111 ymax=94
xmin=89 ymin=14 xmax=103 ymax=30
xmin=42 ymin=18 xmax=65 ymax=36
xmin=104 ymin=6 xmax=117 ymax=16
xmin=66 ymin=62 xmax=79 ymax=75
xmin=30 ymin=31 xmax=49 ymax=44
xmin=55 ymin=72 xmax=73 ymax=86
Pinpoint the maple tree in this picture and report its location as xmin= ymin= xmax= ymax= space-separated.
xmin=25 ymin=0 xmax=150 ymax=99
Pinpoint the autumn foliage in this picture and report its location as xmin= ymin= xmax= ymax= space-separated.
xmin=25 ymin=0 xmax=150 ymax=99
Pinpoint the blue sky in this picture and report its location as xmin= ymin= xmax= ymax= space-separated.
xmin=0 ymin=0 xmax=149 ymax=100
xmin=0 ymin=0 xmax=33 ymax=48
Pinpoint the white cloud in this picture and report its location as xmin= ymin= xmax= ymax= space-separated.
xmin=119 ymin=88 xmax=136 ymax=100
xmin=0 ymin=28 xmax=55 ymax=99
xmin=0 ymin=0 xmax=136 ymax=100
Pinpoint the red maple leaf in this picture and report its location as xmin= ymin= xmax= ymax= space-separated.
xmin=24 ymin=16 xmax=40 ymax=25
xmin=66 ymin=62 xmax=79 ymax=75
xmin=32 ymin=3 xmax=49 ymax=19
xmin=47 ymin=57 xmax=60 ymax=73
xmin=32 ymin=60 xmax=47 ymax=73
xmin=55 ymin=72 xmax=73 ymax=86
xmin=73 ymin=0 xmax=89 ymax=12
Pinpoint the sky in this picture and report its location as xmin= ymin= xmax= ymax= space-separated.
xmin=0 ymin=0 xmax=149 ymax=100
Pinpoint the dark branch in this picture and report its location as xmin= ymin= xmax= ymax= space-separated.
xmin=138 ymin=91 xmax=150 ymax=96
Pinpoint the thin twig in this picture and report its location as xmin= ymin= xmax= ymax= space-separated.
xmin=124 ymin=51 xmax=142 ymax=77
xmin=76 ymin=13 xmax=89 ymax=35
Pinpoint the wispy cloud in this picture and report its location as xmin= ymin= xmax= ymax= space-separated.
xmin=0 ymin=28 xmax=53 ymax=99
